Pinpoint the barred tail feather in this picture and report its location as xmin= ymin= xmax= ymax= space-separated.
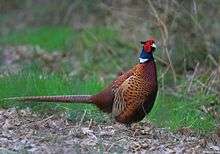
xmin=3 ymin=95 xmax=93 ymax=103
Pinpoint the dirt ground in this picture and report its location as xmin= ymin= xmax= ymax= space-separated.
xmin=0 ymin=108 xmax=219 ymax=154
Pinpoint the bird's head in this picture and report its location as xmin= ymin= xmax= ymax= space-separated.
xmin=141 ymin=38 xmax=156 ymax=53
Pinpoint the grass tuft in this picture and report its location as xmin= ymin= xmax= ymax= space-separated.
xmin=149 ymin=94 xmax=216 ymax=134
xmin=0 ymin=71 xmax=103 ymax=114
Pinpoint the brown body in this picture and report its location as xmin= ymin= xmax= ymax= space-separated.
xmin=92 ymin=60 xmax=158 ymax=124
xmin=4 ymin=39 xmax=158 ymax=124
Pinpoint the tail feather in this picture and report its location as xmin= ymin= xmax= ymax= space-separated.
xmin=2 ymin=95 xmax=93 ymax=103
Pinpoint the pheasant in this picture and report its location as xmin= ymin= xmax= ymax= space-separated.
xmin=4 ymin=38 xmax=158 ymax=125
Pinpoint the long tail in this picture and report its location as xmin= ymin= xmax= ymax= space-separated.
xmin=2 ymin=95 xmax=93 ymax=103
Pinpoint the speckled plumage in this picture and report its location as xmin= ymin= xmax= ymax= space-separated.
xmin=4 ymin=38 xmax=158 ymax=124
xmin=92 ymin=60 xmax=158 ymax=124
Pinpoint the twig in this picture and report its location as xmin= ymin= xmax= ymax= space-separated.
xmin=208 ymin=54 xmax=220 ymax=73
xmin=106 ymin=138 xmax=125 ymax=152
xmin=187 ymin=63 xmax=199 ymax=93
xmin=147 ymin=0 xmax=177 ymax=84
xmin=205 ymin=71 xmax=217 ymax=95
xmin=158 ymin=65 xmax=170 ymax=80
xmin=21 ymin=115 xmax=54 ymax=127
xmin=155 ymin=55 xmax=169 ymax=66
xmin=78 ymin=110 xmax=87 ymax=127
xmin=88 ymin=118 xmax=93 ymax=129
xmin=196 ymin=80 xmax=219 ymax=96
xmin=172 ymin=0 xmax=210 ymax=54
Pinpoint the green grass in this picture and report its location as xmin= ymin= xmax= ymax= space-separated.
xmin=0 ymin=71 xmax=103 ymax=115
xmin=149 ymin=93 xmax=216 ymax=134
xmin=0 ymin=26 xmax=130 ymax=53
xmin=0 ymin=71 xmax=217 ymax=133
xmin=0 ymin=26 xmax=75 ymax=51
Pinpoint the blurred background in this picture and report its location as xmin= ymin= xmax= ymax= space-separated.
xmin=0 ymin=0 xmax=219 ymax=133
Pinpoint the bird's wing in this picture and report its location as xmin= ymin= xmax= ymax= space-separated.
xmin=112 ymin=66 xmax=137 ymax=92
xmin=112 ymin=75 xmax=148 ymax=117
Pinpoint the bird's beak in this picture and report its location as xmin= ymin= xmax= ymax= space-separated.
xmin=151 ymin=43 xmax=156 ymax=49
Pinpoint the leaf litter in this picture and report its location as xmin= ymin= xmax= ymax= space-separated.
xmin=0 ymin=108 xmax=219 ymax=154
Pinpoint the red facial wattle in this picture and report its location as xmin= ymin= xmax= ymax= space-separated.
xmin=141 ymin=39 xmax=156 ymax=53
xmin=143 ymin=43 xmax=152 ymax=53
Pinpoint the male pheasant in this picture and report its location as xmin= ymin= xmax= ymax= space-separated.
xmin=4 ymin=38 xmax=158 ymax=125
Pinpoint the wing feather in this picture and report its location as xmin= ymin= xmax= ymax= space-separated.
xmin=112 ymin=75 xmax=148 ymax=117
